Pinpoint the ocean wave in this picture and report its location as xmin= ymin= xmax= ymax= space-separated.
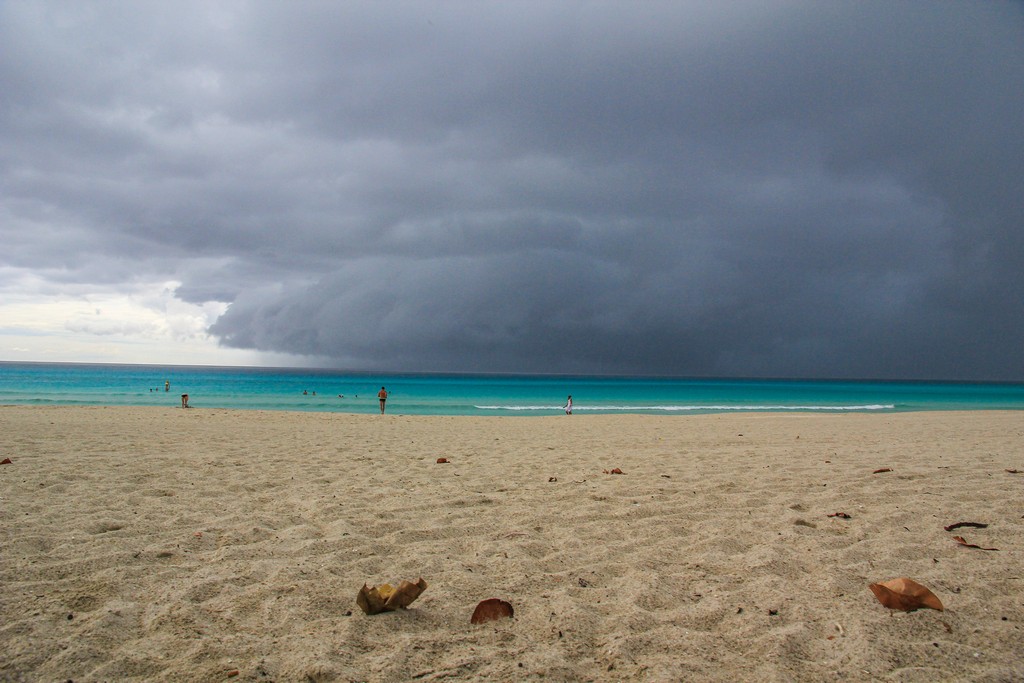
xmin=474 ymin=404 xmax=896 ymax=412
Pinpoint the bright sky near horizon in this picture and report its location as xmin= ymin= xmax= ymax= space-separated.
xmin=2 ymin=2 xmax=1022 ymax=378
xmin=0 ymin=277 xmax=312 ymax=366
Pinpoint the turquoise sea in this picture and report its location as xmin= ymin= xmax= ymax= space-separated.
xmin=2 ymin=362 xmax=1023 ymax=415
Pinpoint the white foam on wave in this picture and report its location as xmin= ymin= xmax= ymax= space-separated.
xmin=475 ymin=404 xmax=896 ymax=412
xmin=475 ymin=405 xmax=566 ymax=411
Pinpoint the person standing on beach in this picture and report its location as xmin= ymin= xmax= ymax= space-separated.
xmin=378 ymin=387 xmax=388 ymax=414
xmin=564 ymin=395 xmax=573 ymax=415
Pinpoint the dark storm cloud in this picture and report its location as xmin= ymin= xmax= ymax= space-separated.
xmin=2 ymin=2 xmax=1022 ymax=378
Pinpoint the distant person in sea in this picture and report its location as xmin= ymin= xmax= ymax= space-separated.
xmin=181 ymin=393 xmax=190 ymax=408
xmin=165 ymin=380 xmax=170 ymax=392
xmin=564 ymin=395 xmax=573 ymax=415
xmin=378 ymin=387 xmax=388 ymax=414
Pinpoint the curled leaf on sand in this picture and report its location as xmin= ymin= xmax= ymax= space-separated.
xmin=828 ymin=512 xmax=851 ymax=519
xmin=943 ymin=521 xmax=988 ymax=532
xmin=872 ymin=468 xmax=892 ymax=474
xmin=1006 ymin=469 xmax=1021 ymax=474
xmin=470 ymin=598 xmax=514 ymax=624
xmin=603 ymin=468 xmax=625 ymax=475
xmin=436 ymin=458 xmax=449 ymax=464
xmin=869 ymin=578 xmax=943 ymax=612
xmin=953 ymin=536 xmax=999 ymax=551
xmin=0 ymin=457 xmax=12 ymax=465
xmin=356 ymin=578 xmax=428 ymax=615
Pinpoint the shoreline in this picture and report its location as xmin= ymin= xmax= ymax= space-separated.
xmin=2 ymin=407 xmax=1022 ymax=680
xmin=4 ymin=402 xmax=1023 ymax=417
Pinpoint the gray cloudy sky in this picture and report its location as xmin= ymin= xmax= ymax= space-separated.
xmin=2 ymin=2 xmax=1023 ymax=379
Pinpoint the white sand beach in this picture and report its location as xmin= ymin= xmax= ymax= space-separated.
xmin=1 ymin=407 xmax=1022 ymax=681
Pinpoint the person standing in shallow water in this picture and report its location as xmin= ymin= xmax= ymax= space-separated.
xmin=564 ymin=395 xmax=572 ymax=415
xmin=378 ymin=387 xmax=388 ymax=414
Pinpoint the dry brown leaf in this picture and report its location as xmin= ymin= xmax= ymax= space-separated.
xmin=356 ymin=584 xmax=389 ymax=615
xmin=602 ymin=468 xmax=625 ymax=475
xmin=385 ymin=578 xmax=428 ymax=610
xmin=1006 ymin=469 xmax=1021 ymax=474
xmin=471 ymin=598 xmax=514 ymax=624
xmin=868 ymin=578 xmax=943 ymax=612
xmin=436 ymin=457 xmax=449 ymax=464
xmin=943 ymin=521 xmax=988 ymax=532
xmin=828 ymin=512 xmax=851 ymax=519
xmin=872 ymin=468 xmax=892 ymax=474
xmin=0 ymin=458 xmax=12 ymax=465
xmin=357 ymin=578 xmax=428 ymax=615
